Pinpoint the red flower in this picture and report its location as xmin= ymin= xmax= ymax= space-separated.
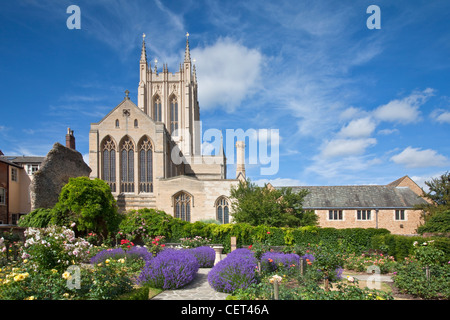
xmin=267 ymin=231 xmax=271 ymax=234
xmin=248 ymin=245 xmax=253 ymax=249
xmin=161 ymin=244 xmax=165 ymax=247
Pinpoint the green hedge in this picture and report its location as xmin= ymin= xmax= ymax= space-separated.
xmin=119 ymin=209 xmax=392 ymax=253
xmin=371 ymin=234 xmax=450 ymax=261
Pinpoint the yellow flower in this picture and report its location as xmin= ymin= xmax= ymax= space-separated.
xmin=51 ymin=269 xmax=58 ymax=274
xmin=23 ymin=259 xmax=28 ymax=263
xmin=62 ymin=272 xmax=72 ymax=280
xmin=97 ymin=263 xmax=102 ymax=267
xmin=105 ymin=259 xmax=110 ymax=264
xmin=118 ymin=258 xmax=125 ymax=264
xmin=376 ymin=296 xmax=385 ymax=300
xmin=63 ymin=293 xmax=70 ymax=298
xmin=24 ymin=296 xmax=36 ymax=300
xmin=14 ymin=274 xmax=26 ymax=281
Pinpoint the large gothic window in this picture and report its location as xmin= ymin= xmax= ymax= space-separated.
xmin=216 ymin=197 xmax=230 ymax=224
xmin=139 ymin=137 xmax=153 ymax=193
xmin=101 ymin=136 xmax=116 ymax=192
xmin=153 ymin=95 xmax=161 ymax=122
xmin=170 ymin=96 xmax=178 ymax=136
xmin=174 ymin=192 xmax=191 ymax=222
xmin=120 ymin=137 xmax=135 ymax=193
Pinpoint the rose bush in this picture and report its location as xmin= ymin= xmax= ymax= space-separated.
xmin=22 ymin=225 xmax=91 ymax=271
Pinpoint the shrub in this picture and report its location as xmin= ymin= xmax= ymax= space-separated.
xmin=180 ymin=236 xmax=212 ymax=248
xmin=22 ymin=226 xmax=91 ymax=271
xmin=208 ymin=248 xmax=258 ymax=293
xmin=51 ymin=177 xmax=122 ymax=238
xmin=86 ymin=259 xmax=134 ymax=299
xmin=137 ymin=249 xmax=199 ymax=289
xmin=18 ymin=208 xmax=52 ymax=228
xmin=190 ymin=246 xmax=216 ymax=268
xmin=90 ymin=247 xmax=126 ymax=264
xmin=393 ymin=261 xmax=450 ymax=299
xmin=90 ymin=246 xmax=153 ymax=267
xmin=342 ymin=252 xmax=397 ymax=274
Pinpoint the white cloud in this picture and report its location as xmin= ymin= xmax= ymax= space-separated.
xmin=305 ymin=154 xmax=381 ymax=181
xmin=321 ymin=138 xmax=377 ymax=158
xmin=377 ymin=128 xmax=399 ymax=135
xmin=338 ymin=117 xmax=376 ymax=138
xmin=373 ymin=88 xmax=434 ymax=124
xmin=390 ymin=146 xmax=449 ymax=168
xmin=431 ymin=109 xmax=450 ymax=124
xmin=192 ymin=37 xmax=263 ymax=111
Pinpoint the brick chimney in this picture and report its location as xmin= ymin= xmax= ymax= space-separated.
xmin=66 ymin=128 xmax=76 ymax=149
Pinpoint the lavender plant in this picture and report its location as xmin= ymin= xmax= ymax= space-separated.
xmin=208 ymin=248 xmax=258 ymax=293
xmin=260 ymin=252 xmax=300 ymax=274
xmin=137 ymin=249 xmax=199 ymax=289
xmin=189 ymin=246 xmax=216 ymax=268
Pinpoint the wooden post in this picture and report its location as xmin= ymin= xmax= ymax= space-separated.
xmin=426 ymin=265 xmax=430 ymax=281
xmin=230 ymin=236 xmax=237 ymax=252
xmin=273 ymin=281 xmax=279 ymax=300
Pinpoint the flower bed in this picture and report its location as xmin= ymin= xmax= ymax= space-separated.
xmin=260 ymin=252 xmax=300 ymax=274
xmin=343 ymin=252 xmax=397 ymax=274
xmin=90 ymin=245 xmax=153 ymax=268
xmin=208 ymin=248 xmax=258 ymax=293
xmin=137 ymin=249 xmax=199 ymax=289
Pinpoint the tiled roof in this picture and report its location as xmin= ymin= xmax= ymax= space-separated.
xmin=275 ymin=185 xmax=428 ymax=209
xmin=1 ymin=155 xmax=45 ymax=164
xmin=0 ymin=157 xmax=23 ymax=168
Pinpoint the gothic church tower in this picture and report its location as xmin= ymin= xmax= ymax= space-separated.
xmin=137 ymin=33 xmax=201 ymax=157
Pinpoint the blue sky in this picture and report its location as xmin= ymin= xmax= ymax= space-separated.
xmin=0 ymin=0 xmax=449 ymax=189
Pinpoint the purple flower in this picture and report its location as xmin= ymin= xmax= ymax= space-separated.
xmin=260 ymin=252 xmax=300 ymax=273
xmin=126 ymin=246 xmax=153 ymax=262
xmin=208 ymin=249 xmax=258 ymax=293
xmin=90 ymin=246 xmax=153 ymax=264
xmin=90 ymin=248 xmax=126 ymax=264
xmin=137 ymin=249 xmax=199 ymax=289
xmin=300 ymin=253 xmax=315 ymax=262
xmin=189 ymin=246 xmax=216 ymax=268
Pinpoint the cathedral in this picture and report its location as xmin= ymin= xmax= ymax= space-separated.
xmin=88 ymin=34 xmax=243 ymax=223
xmin=86 ymin=33 xmax=428 ymax=234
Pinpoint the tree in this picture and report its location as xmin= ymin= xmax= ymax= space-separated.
xmin=229 ymin=179 xmax=315 ymax=228
xmin=417 ymin=209 xmax=450 ymax=234
xmin=415 ymin=172 xmax=450 ymax=220
xmin=50 ymin=177 xmax=122 ymax=238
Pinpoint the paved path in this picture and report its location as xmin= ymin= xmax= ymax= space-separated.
xmin=150 ymin=268 xmax=393 ymax=300
xmin=151 ymin=268 xmax=229 ymax=300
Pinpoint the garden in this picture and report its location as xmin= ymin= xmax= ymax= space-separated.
xmin=1 ymin=177 xmax=449 ymax=301
xmin=1 ymin=209 xmax=449 ymax=300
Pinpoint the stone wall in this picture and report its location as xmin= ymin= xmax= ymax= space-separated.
xmin=30 ymin=142 xmax=91 ymax=210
